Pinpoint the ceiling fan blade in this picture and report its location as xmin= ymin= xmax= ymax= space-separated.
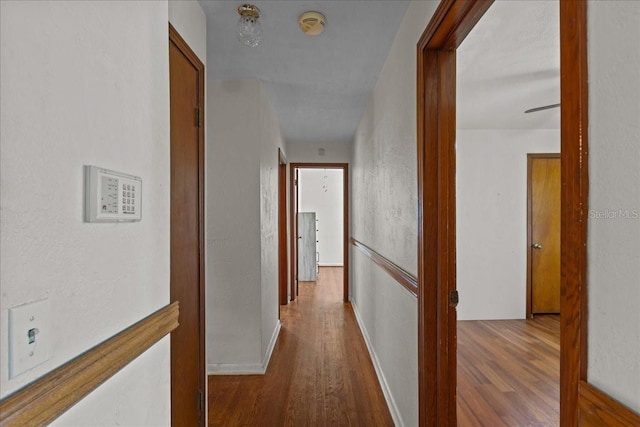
xmin=524 ymin=103 xmax=560 ymax=114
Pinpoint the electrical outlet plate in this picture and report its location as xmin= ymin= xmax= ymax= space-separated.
xmin=8 ymin=298 xmax=51 ymax=378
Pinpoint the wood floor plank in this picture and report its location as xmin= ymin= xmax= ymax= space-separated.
xmin=208 ymin=267 xmax=393 ymax=426
xmin=458 ymin=316 xmax=560 ymax=426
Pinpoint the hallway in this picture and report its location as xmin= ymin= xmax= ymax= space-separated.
xmin=208 ymin=267 xmax=393 ymax=426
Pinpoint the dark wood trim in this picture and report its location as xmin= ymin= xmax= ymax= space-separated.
xmin=168 ymin=23 xmax=206 ymax=426
xmin=278 ymin=148 xmax=288 ymax=307
xmin=417 ymin=0 xmax=493 ymax=51
xmin=559 ymin=2 xmax=589 ymax=426
xmin=343 ymin=164 xmax=349 ymax=303
xmin=526 ymin=153 xmax=561 ymax=319
xmin=0 ymin=303 xmax=179 ymax=427
xmin=290 ymin=163 xmax=349 ymax=302
xmin=289 ymin=167 xmax=298 ymax=301
xmin=417 ymin=2 xmax=493 ymax=425
xmin=351 ymin=238 xmax=418 ymax=297
xmin=579 ymin=381 xmax=640 ymax=426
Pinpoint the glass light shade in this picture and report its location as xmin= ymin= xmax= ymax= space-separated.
xmin=237 ymin=15 xmax=263 ymax=47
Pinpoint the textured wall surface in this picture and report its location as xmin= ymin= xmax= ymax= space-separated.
xmin=0 ymin=1 xmax=171 ymax=424
xmin=208 ymin=80 xmax=263 ymax=368
xmin=351 ymin=2 xmax=439 ymax=425
xmin=207 ymin=80 xmax=283 ymax=373
xmin=587 ymin=0 xmax=640 ymax=412
xmin=456 ymin=130 xmax=559 ymax=320
xmin=169 ymin=0 xmax=206 ymax=64
xmin=258 ymin=83 xmax=284 ymax=363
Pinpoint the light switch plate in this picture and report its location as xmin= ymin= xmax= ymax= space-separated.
xmin=8 ymin=298 xmax=51 ymax=378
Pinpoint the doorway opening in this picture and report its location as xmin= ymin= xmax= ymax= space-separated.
xmin=453 ymin=2 xmax=561 ymax=424
xmin=289 ymin=163 xmax=349 ymax=303
xmin=416 ymin=1 xmax=588 ymax=425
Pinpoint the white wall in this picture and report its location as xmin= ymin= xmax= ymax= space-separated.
xmin=1 ymin=1 xmax=171 ymax=425
xmin=299 ymin=169 xmax=344 ymax=266
xmin=169 ymin=0 xmax=206 ymax=64
xmin=258 ymin=83 xmax=284 ymax=365
xmin=351 ymin=2 xmax=439 ymax=425
xmin=587 ymin=1 xmax=640 ymax=412
xmin=286 ymin=141 xmax=352 ymax=164
xmin=456 ymin=130 xmax=559 ymax=320
xmin=207 ymin=80 xmax=283 ymax=374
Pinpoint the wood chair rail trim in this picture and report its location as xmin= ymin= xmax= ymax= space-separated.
xmin=579 ymin=381 xmax=640 ymax=426
xmin=0 ymin=302 xmax=179 ymax=427
xmin=351 ymin=237 xmax=418 ymax=297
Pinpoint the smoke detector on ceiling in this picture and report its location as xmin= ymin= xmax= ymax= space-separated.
xmin=299 ymin=11 xmax=326 ymax=36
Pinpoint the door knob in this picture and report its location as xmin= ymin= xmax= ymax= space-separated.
xmin=532 ymin=243 xmax=543 ymax=250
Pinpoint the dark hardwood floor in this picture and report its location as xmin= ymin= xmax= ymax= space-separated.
xmin=208 ymin=267 xmax=393 ymax=426
xmin=457 ymin=315 xmax=560 ymax=426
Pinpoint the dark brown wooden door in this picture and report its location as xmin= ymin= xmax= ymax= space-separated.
xmin=169 ymin=25 xmax=205 ymax=426
xmin=529 ymin=156 xmax=561 ymax=314
xmin=293 ymin=168 xmax=299 ymax=298
xmin=278 ymin=150 xmax=287 ymax=307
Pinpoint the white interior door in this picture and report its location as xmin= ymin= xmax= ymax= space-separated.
xmin=297 ymin=212 xmax=317 ymax=281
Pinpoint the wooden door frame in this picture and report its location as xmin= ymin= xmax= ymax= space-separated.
xmin=169 ymin=24 xmax=206 ymax=425
xmin=416 ymin=1 xmax=589 ymax=426
xmin=278 ymin=148 xmax=288 ymax=307
xmin=290 ymin=168 xmax=299 ymax=300
xmin=526 ymin=153 xmax=561 ymax=319
xmin=290 ymin=163 xmax=349 ymax=303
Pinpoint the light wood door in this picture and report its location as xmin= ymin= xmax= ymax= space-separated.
xmin=169 ymin=26 xmax=205 ymax=426
xmin=529 ymin=155 xmax=561 ymax=314
xmin=298 ymin=212 xmax=317 ymax=281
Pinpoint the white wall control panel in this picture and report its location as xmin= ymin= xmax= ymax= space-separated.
xmin=8 ymin=298 xmax=52 ymax=379
xmin=84 ymin=165 xmax=142 ymax=222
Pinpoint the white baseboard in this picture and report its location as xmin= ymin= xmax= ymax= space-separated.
xmin=351 ymin=302 xmax=404 ymax=427
xmin=318 ymin=263 xmax=344 ymax=267
xmin=262 ymin=320 xmax=282 ymax=371
xmin=208 ymin=362 xmax=264 ymax=375
xmin=208 ymin=321 xmax=281 ymax=375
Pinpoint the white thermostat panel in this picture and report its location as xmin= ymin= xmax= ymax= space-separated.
xmin=84 ymin=165 xmax=142 ymax=222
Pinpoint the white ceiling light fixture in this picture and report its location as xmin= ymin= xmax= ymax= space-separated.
xmin=299 ymin=11 xmax=326 ymax=36
xmin=237 ymin=4 xmax=263 ymax=47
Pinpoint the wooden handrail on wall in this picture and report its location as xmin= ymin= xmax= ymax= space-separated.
xmin=351 ymin=238 xmax=418 ymax=297
xmin=0 ymin=302 xmax=179 ymax=427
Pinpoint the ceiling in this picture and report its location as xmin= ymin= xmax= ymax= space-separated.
xmin=199 ymin=0 xmax=410 ymax=144
xmin=200 ymin=0 xmax=559 ymax=145
xmin=457 ymin=1 xmax=560 ymax=130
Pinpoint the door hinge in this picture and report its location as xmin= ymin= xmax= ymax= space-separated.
xmin=294 ymin=179 xmax=298 ymax=186
xmin=196 ymin=107 xmax=202 ymax=128
xmin=449 ymin=290 xmax=459 ymax=308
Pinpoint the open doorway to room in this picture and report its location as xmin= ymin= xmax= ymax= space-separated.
xmin=289 ymin=164 xmax=349 ymax=303
xmin=454 ymin=2 xmax=561 ymax=425
xmin=416 ymin=1 xmax=591 ymax=425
